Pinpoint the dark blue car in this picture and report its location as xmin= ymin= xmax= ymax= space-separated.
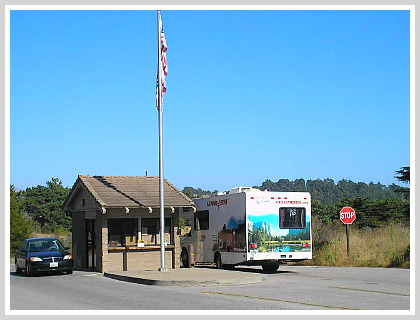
xmin=15 ymin=237 xmax=74 ymax=276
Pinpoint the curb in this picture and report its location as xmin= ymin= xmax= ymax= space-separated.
xmin=103 ymin=272 xmax=267 ymax=287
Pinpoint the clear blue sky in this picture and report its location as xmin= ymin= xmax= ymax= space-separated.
xmin=10 ymin=9 xmax=410 ymax=192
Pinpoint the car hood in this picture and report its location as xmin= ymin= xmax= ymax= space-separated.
xmin=29 ymin=251 xmax=65 ymax=258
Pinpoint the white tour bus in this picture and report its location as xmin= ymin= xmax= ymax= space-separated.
xmin=181 ymin=187 xmax=312 ymax=272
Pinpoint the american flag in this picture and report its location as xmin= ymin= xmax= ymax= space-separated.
xmin=156 ymin=14 xmax=168 ymax=110
xmin=161 ymin=29 xmax=168 ymax=76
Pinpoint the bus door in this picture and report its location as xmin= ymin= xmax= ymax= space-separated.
xmin=193 ymin=210 xmax=212 ymax=262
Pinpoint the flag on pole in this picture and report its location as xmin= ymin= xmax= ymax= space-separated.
xmin=161 ymin=28 xmax=168 ymax=76
xmin=156 ymin=13 xmax=168 ymax=110
xmin=157 ymin=10 xmax=167 ymax=273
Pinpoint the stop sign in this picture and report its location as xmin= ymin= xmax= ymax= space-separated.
xmin=340 ymin=207 xmax=356 ymax=224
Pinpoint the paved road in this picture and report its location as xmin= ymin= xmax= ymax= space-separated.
xmin=9 ymin=265 xmax=410 ymax=311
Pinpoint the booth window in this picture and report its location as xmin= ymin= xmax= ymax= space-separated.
xmin=108 ymin=218 xmax=138 ymax=247
xmin=194 ymin=210 xmax=209 ymax=230
xmin=279 ymin=207 xmax=306 ymax=229
xmin=141 ymin=218 xmax=172 ymax=245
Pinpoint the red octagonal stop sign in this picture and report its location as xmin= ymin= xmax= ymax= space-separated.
xmin=340 ymin=207 xmax=356 ymax=224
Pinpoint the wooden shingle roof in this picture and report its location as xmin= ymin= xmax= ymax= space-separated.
xmin=71 ymin=175 xmax=194 ymax=208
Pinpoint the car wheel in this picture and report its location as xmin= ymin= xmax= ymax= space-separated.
xmin=66 ymin=269 xmax=73 ymax=274
xmin=15 ymin=260 xmax=22 ymax=274
xmin=25 ymin=262 xmax=33 ymax=277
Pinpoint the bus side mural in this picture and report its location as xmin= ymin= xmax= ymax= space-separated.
xmin=217 ymin=217 xmax=246 ymax=252
xmin=248 ymin=209 xmax=311 ymax=253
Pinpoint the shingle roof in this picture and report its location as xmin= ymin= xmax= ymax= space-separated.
xmin=74 ymin=175 xmax=194 ymax=208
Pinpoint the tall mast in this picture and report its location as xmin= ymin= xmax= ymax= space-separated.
xmin=157 ymin=10 xmax=166 ymax=272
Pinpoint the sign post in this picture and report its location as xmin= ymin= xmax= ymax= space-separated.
xmin=345 ymin=225 xmax=350 ymax=256
xmin=340 ymin=207 xmax=356 ymax=257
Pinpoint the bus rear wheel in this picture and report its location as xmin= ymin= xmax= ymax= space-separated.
xmin=261 ymin=261 xmax=280 ymax=272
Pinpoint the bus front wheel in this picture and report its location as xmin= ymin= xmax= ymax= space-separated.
xmin=181 ymin=248 xmax=189 ymax=268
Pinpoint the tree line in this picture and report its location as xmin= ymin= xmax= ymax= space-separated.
xmin=183 ymin=178 xmax=406 ymax=204
xmin=258 ymin=178 xmax=403 ymax=204
xmin=183 ymin=167 xmax=410 ymax=229
xmin=10 ymin=178 xmax=71 ymax=255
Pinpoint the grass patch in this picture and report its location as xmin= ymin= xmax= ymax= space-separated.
xmin=298 ymin=217 xmax=410 ymax=269
xmin=297 ymin=220 xmax=410 ymax=268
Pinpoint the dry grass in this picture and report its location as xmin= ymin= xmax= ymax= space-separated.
xmin=302 ymin=221 xmax=410 ymax=268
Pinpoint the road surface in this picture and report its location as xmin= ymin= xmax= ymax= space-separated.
xmin=9 ymin=264 xmax=411 ymax=311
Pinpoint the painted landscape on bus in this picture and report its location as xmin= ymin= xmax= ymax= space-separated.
xmin=248 ymin=213 xmax=311 ymax=253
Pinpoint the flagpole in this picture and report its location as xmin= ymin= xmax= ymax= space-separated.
xmin=157 ymin=10 xmax=167 ymax=272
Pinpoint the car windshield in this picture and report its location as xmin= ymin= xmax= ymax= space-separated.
xmin=28 ymin=239 xmax=65 ymax=252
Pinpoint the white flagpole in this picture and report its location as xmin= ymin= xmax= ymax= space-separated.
xmin=157 ymin=10 xmax=167 ymax=272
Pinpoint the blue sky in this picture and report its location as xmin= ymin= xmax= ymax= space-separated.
xmin=9 ymin=9 xmax=410 ymax=192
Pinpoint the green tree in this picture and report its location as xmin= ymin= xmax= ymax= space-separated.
xmin=22 ymin=178 xmax=71 ymax=232
xmin=182 ymin=186 xmax=215 ymax=199
xmin=395 ymin=166 xmax=410 ymax=182
xmin=260 ymin=179 xmax=277 ymax=191
xmin=395 ymin=166 xmax=410 ymax=200
xmin=10 ymin=185 xmax=32 ymax=257
xmin=293 ymin=178 xmax=307 ymax=191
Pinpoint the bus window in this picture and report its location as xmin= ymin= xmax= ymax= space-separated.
xmin=179 ymin=217 xmax=192 ymax=236
xmin=194 ymin=210 xmax=209 ymax=230
xmin=279 ymin=207 xmax=306 ymax=229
